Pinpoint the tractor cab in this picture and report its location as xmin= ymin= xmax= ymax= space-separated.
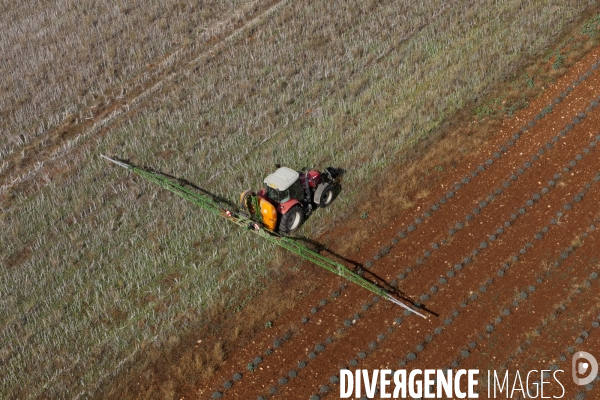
xmin=263 ymin=167 xmax=304 ymax=204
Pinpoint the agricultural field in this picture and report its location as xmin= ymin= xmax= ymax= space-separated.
xmin=1 ymin=0 xmax=600 ymax=399
xmin=196 ymin=46 xmax=600 ymax=400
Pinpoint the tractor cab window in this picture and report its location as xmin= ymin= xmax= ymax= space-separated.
xmin=289 ymin=180 xmax=304 ymax=202
xmin=266 ymin=186 xmax=290 ymax=203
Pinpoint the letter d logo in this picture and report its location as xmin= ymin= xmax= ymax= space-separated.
xmin=572 ymin=351 xmax=598 ymax=386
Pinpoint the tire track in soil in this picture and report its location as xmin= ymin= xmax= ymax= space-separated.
xmin=308 ymin=145 xmax=600 ymax=399
xmin=0 ymin=0 xmax=289 ymax=208
xmin=0 ymin=0 xmax=460 ymax=213
xmin=198 ymin=51 xmax=600 ymax=399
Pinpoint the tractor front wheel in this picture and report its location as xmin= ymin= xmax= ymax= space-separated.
xmin=279 ymin=205 xmax=304 ymax=234
xmin=240 ymin=189 xmax=256 ymax=214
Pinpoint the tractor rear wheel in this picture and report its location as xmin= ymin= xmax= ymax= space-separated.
xmin=315 ymin=183 xmax=335 ymax=208
xmin=279 ymin=205 xmax=304 ymax=234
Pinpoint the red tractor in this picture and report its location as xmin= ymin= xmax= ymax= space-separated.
xmin=240 ymin=166 xmax=339 ymax=234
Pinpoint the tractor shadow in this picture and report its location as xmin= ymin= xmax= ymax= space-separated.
xmin=292 ymin=235 xmax=438 ymax=317
xmin=136 ymin=161 xmax=238 ymax=209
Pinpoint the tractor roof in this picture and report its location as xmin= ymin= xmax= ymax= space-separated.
xmin=264 ymin=167 xmax=299 ymax=191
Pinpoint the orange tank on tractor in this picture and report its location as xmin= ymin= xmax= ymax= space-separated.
xmin=240 ymin=165 xmax=339 ymax=234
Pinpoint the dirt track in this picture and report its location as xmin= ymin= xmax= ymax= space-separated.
xmin=195 ymin=48 xmax=600 ymax=400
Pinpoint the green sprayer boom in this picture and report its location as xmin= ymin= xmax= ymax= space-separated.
xmin=101 ymin=155 xmax=426 ymax=318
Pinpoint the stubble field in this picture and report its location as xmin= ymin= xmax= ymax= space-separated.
xmin=1 ymin=0 xmax=599 ymax=398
